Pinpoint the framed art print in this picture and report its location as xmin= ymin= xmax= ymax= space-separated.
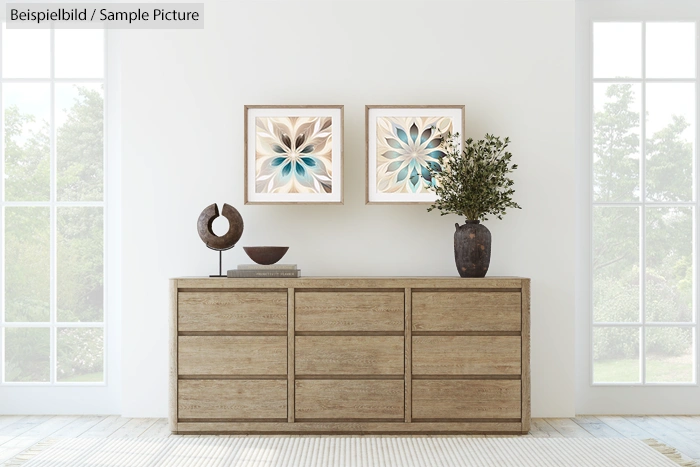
xmin=366 ymin=105 xmax=465 ymax=204
xmin=245 ymin=105 xmax=344 ymax=204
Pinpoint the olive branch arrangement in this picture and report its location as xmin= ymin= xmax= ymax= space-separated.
xmin=426 ymin=132 xmax=522 ymax=222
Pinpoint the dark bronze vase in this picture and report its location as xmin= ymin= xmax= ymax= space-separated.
xmin=454 ymin=220 xmax=491 ymax=278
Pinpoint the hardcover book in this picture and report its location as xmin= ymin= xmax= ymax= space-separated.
xmin=227 ymin=269 xmax=301 ymax=278
xmin=237 ymin=264 xmax=298 ymax=270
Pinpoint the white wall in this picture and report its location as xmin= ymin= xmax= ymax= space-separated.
xmin=120 ymin=0 xmax=575 ymax=417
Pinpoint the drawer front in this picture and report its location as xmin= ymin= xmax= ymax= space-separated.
xmin=178 ymin=291 xmax=287 ymax=332
xmin=178 ymin=336 xmax=286 ymax=375
xmin=178 ymin=380 xmax=287 ymax=419
xmin=412 ymin=291 xmax=521 ymax=332
xmin=295 ymin=292 xmax=404 ymax=331
xmin=295 ymin=380 xmax=404 ymax=420
xmin=412 ymin=380 xmax=521 ymax=419
xmin=296 ymin=336 xmax=404 ymax=375
xmin=413 ymin=336 xmax=521 ymax=375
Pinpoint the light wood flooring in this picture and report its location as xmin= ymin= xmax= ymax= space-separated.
xmin=0 ymin=416 xmax=699 ymax=464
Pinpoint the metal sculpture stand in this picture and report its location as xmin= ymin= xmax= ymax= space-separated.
xmin=208 ymin=247 xmax=233 ymax=277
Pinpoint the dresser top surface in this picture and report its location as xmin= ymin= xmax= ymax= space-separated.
xmin=172 ymin=276 xmax=530 ymax=289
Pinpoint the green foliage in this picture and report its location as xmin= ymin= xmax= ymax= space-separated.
xmin=593 ymin=327 xmax=638 ymax=361
xmin=4 ymin=207 xmax=51 ymax=322
xmin=646 ymin=115 xmax=693 ymax=202
xmin=57 ymin=86 xmax=104 ymax=201
xmin=57 ymin=328 xmax=103 ymax=381
xmin=593 ymin=84 xmax=640 ymax=202
xmin=593 ymin=84 xmax=693 ymax=364
xmin=426 ymin=133 xmax=521 ymax=222
xmin=4 ymin=106 xmax=50 ymax=201
xmin=57 ymin=207 xmax=104 ymax=322
xmin=5 ymin=328 xmax=50 ymax=382
xmin=3 ymin=85 xmax=104 ymax=382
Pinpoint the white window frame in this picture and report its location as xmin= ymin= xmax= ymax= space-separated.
xmin=577 ymin=0 xmax=700 ymax=415
xmin=590 ymin=20 xmax=698 ymax=387
xmin=0 ymin=24 xmax=121 ymax=414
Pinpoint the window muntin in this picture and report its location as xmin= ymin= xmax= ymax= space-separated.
xmin=1 ymin=27 xmax=106 ymax=385
xmin=592 ymin=22 xmax=697 ymax=385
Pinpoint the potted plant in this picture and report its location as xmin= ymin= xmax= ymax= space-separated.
xmin=426 ymin=133 xmax=521 ymax=278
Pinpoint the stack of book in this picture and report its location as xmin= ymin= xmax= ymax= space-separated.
xmin=227 ymin=264 xmax=301 ymax=278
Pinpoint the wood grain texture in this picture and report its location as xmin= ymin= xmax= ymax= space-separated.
xmin=521 ymin=278 xmax=531 ymax=432
xmin=178 ymin=291 xmax=287 ymax=332
xmin=170 ymin=276 xmax=531 ymax=435
xmin=178 ymin=336 xmax=286 ymax=375
xmin=405 ymin=288 xmax=412 ymax=423
xmin=412 ymin=380 xmax=521 ymax=419
xmin=412 ymin=291 xmax=521 ymax=332
xmin=175 ymin=421 xmax=523 ymax=434
xmin=175 ymin=277 xmax=525 ymax=290
xmin=295 ymin=292 xmax=404 ymax=331
xmin=413 ymin=336 xmax=521 ymax=375
xmin=178 ymin=380 xmax=287 ymax=419
xmin=296 ymin=336 xmax=404 ymax=375
xmin=169 ymin=280 xmax=178 ymax=431
xmin=295 ymin=380 xmax=404 ymax=419
xmin=287 ymin=288 xmax=295 ymax=423
xmin=79 ymin=416 xmax=130 ymax=438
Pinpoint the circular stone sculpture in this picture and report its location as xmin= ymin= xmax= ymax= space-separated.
xmin=197 ymin=203 xmax=244 ymax=251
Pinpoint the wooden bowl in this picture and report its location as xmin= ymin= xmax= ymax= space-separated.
xmin=243 ymin=246 xmax=289 ymax=265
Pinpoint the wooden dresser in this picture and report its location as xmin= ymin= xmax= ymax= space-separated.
xmin=170 ymin=277 xmax=530 ymax=434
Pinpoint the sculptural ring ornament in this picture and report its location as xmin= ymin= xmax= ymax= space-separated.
xmin=197 ymin=203 xmax=244 ymax=277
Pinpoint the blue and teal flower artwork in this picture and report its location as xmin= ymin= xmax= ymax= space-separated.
xmin=375 ymin=117 xmax=451 ymax=194
xmin=255 ymin=117 xmax=334 ymax=194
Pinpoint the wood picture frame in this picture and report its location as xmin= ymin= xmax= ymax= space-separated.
xmin=244 ymin=105 xmax=344 ymax=204
xmin=365 ymin=105 xmax=465 ymax=205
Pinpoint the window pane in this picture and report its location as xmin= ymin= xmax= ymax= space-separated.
xmin=3 ymin=83 xmax=51 ymax=202
xmin=593 ymin=207 xmax=640 ymax=322
xmin=4 ymin=207 xmax=50 ymax=322
xmin=593 ymin=327 xmax=640 ymax=383
xmin=1 ymin=25 xmax=50 ymax=78
xmin=55 ymin=30 xmax=104 ymax=79
xmin=646 ymin=327 xmax=694 ymax=383
xmin=646 ymin=83 xmax=695 ymax=202
xmin=645 ymin=207 xmax=693 ymax=323
xmin=593 ymin=83 xmax=641 ymax=202
xmin=646 ymin=23 xmax=695 ymax=79
xmin=57 ymin=207 xmax=104 ymax=322
xmin=57 ymin=327 xmax=104 ymax=382
xmin=594 ymin=23 xmax=642 ymax=79
xmin=4 ymin=328 xmax=50 ymax=382
xmin=56 ymin=84 xmax=104 ymax=202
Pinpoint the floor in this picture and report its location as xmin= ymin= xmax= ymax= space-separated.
xmin=0 ymin=416 xmax=699 ymax=464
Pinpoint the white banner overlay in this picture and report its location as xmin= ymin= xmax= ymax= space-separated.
xmin=7 ymin=3 xmax=204 ymax=29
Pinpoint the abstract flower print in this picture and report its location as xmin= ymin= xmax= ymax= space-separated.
xmin=375 ymin=117 xmax=452 ymax=194
xmin=255 ymin=117 xmax=334 ymax=194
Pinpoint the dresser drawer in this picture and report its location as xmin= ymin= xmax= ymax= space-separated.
xmin=412 ymin=380 xmax=521 ymax=419
xmin=295 ymin=291 xmax=403 ymax=331
xmin=412 ymin=291 xmax=521 ymax=332
xmin=413 ymin=336 xmax=521 ymax=375
xmin=295 ymin=336 xmax=404 ymax=375
xmin=178 ymin=291 xmax=287 ymax=332
xmin=178 ymin=336 xmax=286 ymax=375
xmin=295 ymin=380 xmax=404 ymax=420
xmin=178 ymin=380 xmax=287 ymax=420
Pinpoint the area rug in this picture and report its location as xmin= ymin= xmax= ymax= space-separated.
xmin=4 ymin=437 xmax=698 ymax=467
